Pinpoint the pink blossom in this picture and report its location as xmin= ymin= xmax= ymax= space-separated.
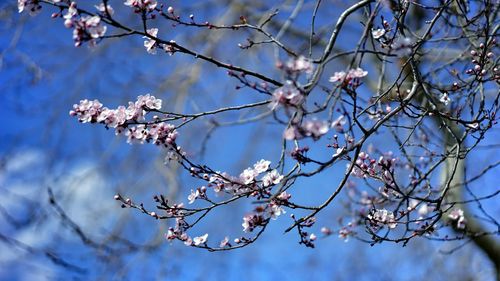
xmin=439 ymin=92 xmax=451 ymax=106
xmin=262 ymin=170 xmax=284 ymax=187
xmin=302 ymin=119 xmax=329 ymax=140
xmin=242 ymin=213 xmax=263 ymax=233
xmin=338 ymin=228 xmax=350 ymax=242
xmin=309 ymin=233 xmax=317 ymax=241
xmin=124 ymin=0 xmax=157 ymax=11
xmin=267 ymin=202 xmax=285 ymax=220
xmin=321 ymin=227 xmax=332 ymax=236
xmin=448 ymin=209 xmax=466 ymax=229
xmin=368 ymin=209 xmax=397 ymax=229
xmin=269 ymin=80 xmax=303 ymax=110
xmin=136 ymin=94 xmax=162 ymax=110
xmin=70 ymin=99 xmax=103 ymax=123
xmin=143 ymin=28 xmax=159 ymax=54
xmin=126 ymin=124 xmax=148 ymax=144
xmin=329 ymin=68 xmax=368 ymax=83
xmin=348 ymin=68 xmax=368 ymax=79
xmin=371 ymin=28 xmax=385 ymax=39
xmin=188 ymin=189 xmax=200 ymax=204
xmin=18 ymin=0 xmax=42 ymax=16
xmin=286 ymin=56 xmax=314 ymax=74
xmin=165 ymin=229 xmax=176 ymax=241
xmin=283 ymin=126 xmax=301 ymax=140
xmin=329 ymin=71 xmax=346 ymax=83
xmin=253 ymin=159 xmax=271 ymax=174
xmin=239 ymin=168 xmax=258 ymax=185
xmin=193 ymin=233 xmax=208 ymax=246
xmin=63 ymin=4 xmax=107 ymax=47
xmin=284 ymin=119 xmax=329 ymax=141
xmin=219 ymin=236 xmax=230 ymax=247
xmin=277 ymin=191 xmax=291 ymax=201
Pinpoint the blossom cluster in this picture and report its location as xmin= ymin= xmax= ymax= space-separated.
xmin=18 ymin=0 xmax=43 ymax=16
xmin=269 ymin=80 xmax=304 ymax=110
xmin=62 ymin=2 xmax=107 ymax=47
xmin=210 ymin=160 xmax=283 ymax=196
xmin=69 ymin=94 xmax=177 ymax=145
xmin=448 ymin=208 xmax=466 ymax=230
xmin=142 ymin=28 xmax=176 ymax=55
xmin=329 ymin=67 xmax=368 ymax=83
xmin=242 ymin=192 xmax=290 ymax=232
xmin=124 ymin=0 xmax=157 ymax=12
xmin=284 ymin=56 xmax=314 ymax=74
xmin=367 ymin=208 xmax=397 ymax=229
xmin=165 ymin=217 xmax=210 ymax=246
xmin=350 ymin=151 xmax=396 ymax=182
xmin=284 ymin=119 xmax=329 ymax=141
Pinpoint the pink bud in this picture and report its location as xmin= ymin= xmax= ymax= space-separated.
xmin=167 ymin=6 xmax=174 ymax=14
xmin=114 ymin=194 xmax=120 ymax=200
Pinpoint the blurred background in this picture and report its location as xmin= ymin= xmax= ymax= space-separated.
xmin=0 ymin=1 xmax=498 ymax=280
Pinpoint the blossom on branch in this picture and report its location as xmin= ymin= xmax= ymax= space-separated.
xmin=143 ymin=28 xmax=159 ymax=54
xmin=124 ymin=0 xmax=157 ymax=12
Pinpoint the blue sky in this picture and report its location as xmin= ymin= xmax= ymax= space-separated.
xmin=0 ymin=1 xmax=498 ymax=280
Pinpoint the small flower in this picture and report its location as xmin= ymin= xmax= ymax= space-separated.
xmin=309 ymin=233 xmax=317 ymax=241
xmin=269 ymin=81 xmax=303 ymax=110
xmin=219 ymin=236 xmax=230 ymax=247
xmin=165 ymin=229 xmax=176 ymax=241
xmin=18 ymin=0 xmax=42 ymax=16
xmin=348 ymin=68 xmax=368 ymax=79
xmin=193 ymin=233 xmax=208 ymax=246
xmin=262 ymin=170 xmax=284 ymax=187
xmin=371 ymin=28 xmax=386 ymax=39
xmin=283 ymin=126 xmax=301 ymax=140
xmin=136 ymin=93 xmax=162 ymax=110
xmin=267 ymin=202 xmax=285 ymax=220
xmin=253 ymin=159 xmax=271 ymax=174
xmin=448 ymin=208 xmax=466 ymax=229
xmin=187 ymin=189 xmax=200 ymax=204
xmin=286 ymin=56 xmax=314 ymax=74
xmin=368 ymin=209 xmax=397 ymax=229
xmin=439 ymin=92 xmax=451 ymax=106
xmin=239 ymin=168 xmax=258 ymax=185
xmin=143 ymin=28 xmax=159 ymax=54
xmin=84 ymin=16 xmax=107 ymax=39
xmin=124 ymin=0 xmax=157 ymax=12
xmin=277 ymin=191 xmax=291 ymax=201
xmin=302 ymin=119 xmax=329 ymax=140
xmin=321 ymin=227 xmax=332 ymax=236
xmin=329 ymin=68 xmax=367 ymax=83
xmin=329 ymin=71 xmax=346 ymax=83
xmin=338 ymin=228 xmax=350 ymax=242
